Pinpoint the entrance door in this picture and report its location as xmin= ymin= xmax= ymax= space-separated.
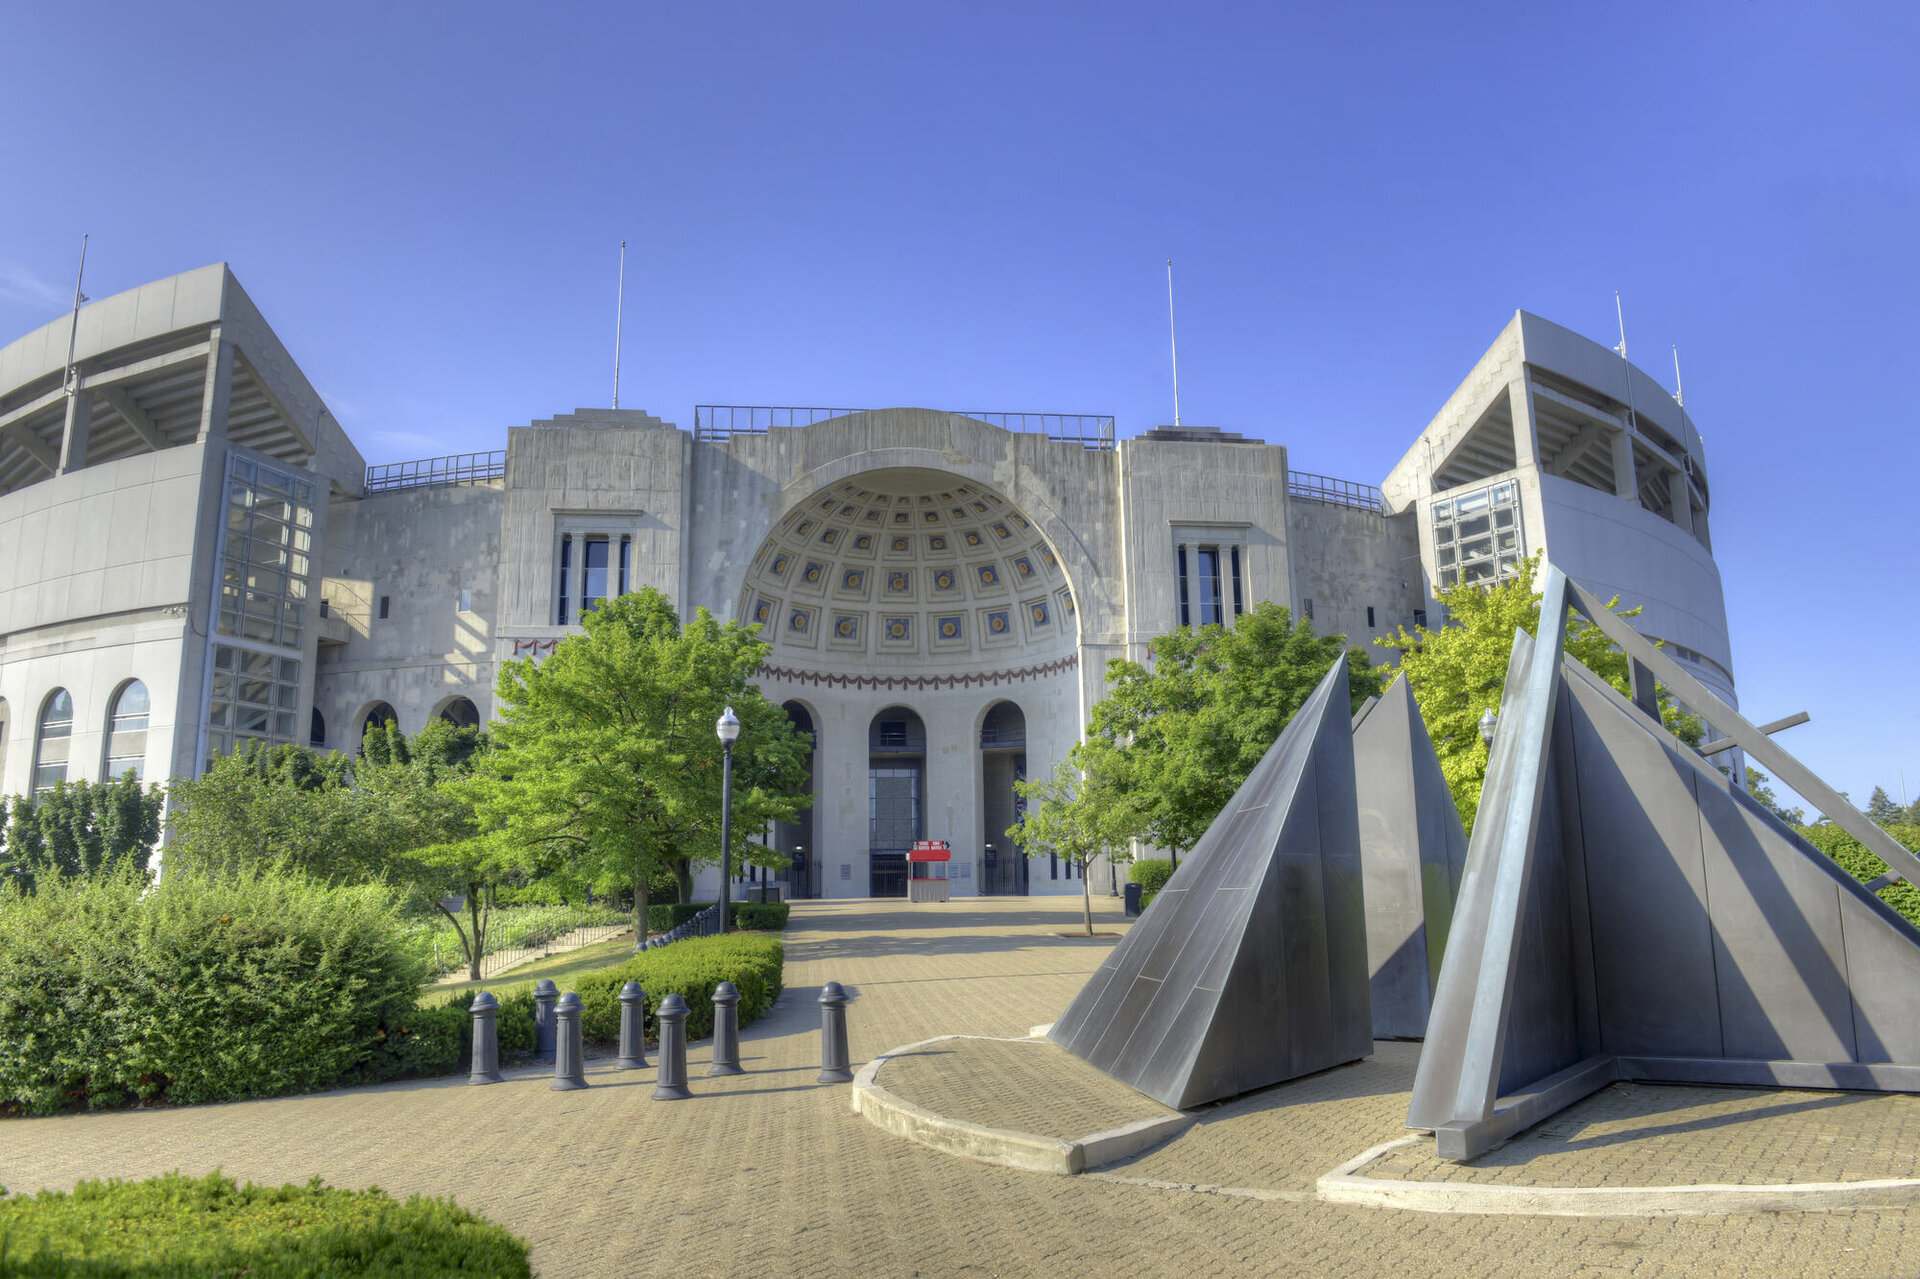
xmin=868 ymin=766 xmax=920 ymax=897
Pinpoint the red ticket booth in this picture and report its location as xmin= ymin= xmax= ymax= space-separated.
xmin=907 ymin=840 xmax=952 ymax=903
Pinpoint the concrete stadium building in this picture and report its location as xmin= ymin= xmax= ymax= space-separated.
xmin=0 ymin=265 xmax=1735 ymax=897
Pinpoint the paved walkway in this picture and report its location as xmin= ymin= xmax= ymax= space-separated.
xmin=4 ymin=900 xmax=1916 ymax=1277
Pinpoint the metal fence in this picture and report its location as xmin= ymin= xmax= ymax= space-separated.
xmin=639 ymin=903 xmax=724 ymax=951
xmin=693 ymin=406 xmax=1116 ymax=450
xmin=1288 ymin=471 xmax=1385 ymax=513
xmin=365 ymin=450 xmax=506 ymax=493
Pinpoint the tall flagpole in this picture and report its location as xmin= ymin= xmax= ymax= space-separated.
xmin=1166 ymin=258 xmax=1181 ymax=427
xmin=612 ymin=240 xmax=627 ymax=410
xmin=63 ymin=234 xmax=90 ymax=397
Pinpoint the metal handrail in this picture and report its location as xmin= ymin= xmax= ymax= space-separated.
xmin=366 ymin=450 xmax=506 ymax=493
xmin=694 ymin=406 xmax=1116 ymax=450
xmin=1288 ymin=471 xmax=1384 ymax=513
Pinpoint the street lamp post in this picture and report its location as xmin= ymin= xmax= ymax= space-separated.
xmin=1479 ymin=706 xmax=1498 ymax=752
xmin=717 ymin=706 xmax=740 ymax=935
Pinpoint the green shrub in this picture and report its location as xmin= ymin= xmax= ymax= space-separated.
xmin=1129 ymin=859 xmax=1174 ymax=894
xmin=0 ymin=1170 xmax=529 ymax=1277
xmin=645 ymin=901 xmax=789 ymax=933
xmin=0 ymin=867 xmax=426 ymax=1114
xmin=1798 ymin=822 xmax=1920 ymax=927
xmin=1139 ymin=889 xmax=1159 ymax=912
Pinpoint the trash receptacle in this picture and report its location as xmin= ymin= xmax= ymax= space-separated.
xmin=1124 ymin=882 xmax=1142 ymax=917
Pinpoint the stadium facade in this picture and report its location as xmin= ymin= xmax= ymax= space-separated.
xmin=0 ymin=264 xmax=1733 ymax=897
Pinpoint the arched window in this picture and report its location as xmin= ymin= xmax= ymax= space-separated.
xmin=437 ymin=697 xmax=480 ymax=729
xmin=105 ymin=680 xmax=150 ymax=782
xmin=34 ymin=689 xmax=73 ymax=794
xmin=310 ymin=707 xmax=327 ymax=748
xmin=359 ymin=702 xmax=398 ymax=748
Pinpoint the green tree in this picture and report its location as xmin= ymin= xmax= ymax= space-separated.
xmin=1010 ymin=757 xmax=1132 ymax=936
xmin=1867 ymin=786 xmax=1905 ymax=826
xmin=1084 ymin=601 xmax=1381 ymax=867
xmin=474 ymin=588 xmax=810 ymax=948
xmin=163 ymin=743 xmax=372 ymax=882
xmin=1375 ymin=556 xmax=1703 ymax=833
xmin=0 ymin=776 xmax=164 ymax=892
xmin=1743 ymin=767 xmax=1807 ymax=827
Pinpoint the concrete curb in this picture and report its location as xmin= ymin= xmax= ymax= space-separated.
xmin=1318 ymin=1137 xmax=1920 ymax=1217
xmin=851 ymin=1035 xmax=1190 ymax=1176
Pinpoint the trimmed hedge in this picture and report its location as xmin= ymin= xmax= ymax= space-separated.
xmin=645 ymin=901 xmax=789 ymax=933
xmin=1799 ymin=822 xmax=1920 ymax=928
xmin=1129 ymin=859 xmax=1174 ymax=895
xmin=0 ymin=868 xmax=427 ymax=1115
xmin=0 ymin=1171 xmax=529 ymax=1277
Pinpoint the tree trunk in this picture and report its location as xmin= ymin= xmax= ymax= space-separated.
xmin=633 ymin=873 xmax=650 ymax=948
xmin=1081 ymin=866 xmax=1094 ymax=936
xmin=466 ymin=889 xmax=486 ymax=981
xmin=432 ymin=899 xmax=474 ymax=981
xmin=671 ymin=858 xmax=693 ymax=904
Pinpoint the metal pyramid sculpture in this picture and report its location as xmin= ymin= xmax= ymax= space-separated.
xmin=1353 ymin=674 xmax=1468 ymax=1039
xmin=1049 ymin=658 xmax=1371 ymax=1109
xmin=1409 ymin=563 xmax=1920 ymax=1160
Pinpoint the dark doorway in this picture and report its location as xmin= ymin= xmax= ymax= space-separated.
xmin=868 ymin=707 xmax=925 ymax=898
xmin=979 ymin=701 xmax=1029 ymax=895
xmin=774 ymin=701 xmax=818 ymax=898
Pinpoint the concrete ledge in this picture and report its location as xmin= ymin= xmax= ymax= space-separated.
xmin=1319 ymin=1137 xmax=1920 ymax=1218
xmin=851 ymin=1035 xmax=1191 ymax=1176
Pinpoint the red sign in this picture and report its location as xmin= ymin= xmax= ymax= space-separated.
xmin=908 ymin=840 xmax=951 ymax=863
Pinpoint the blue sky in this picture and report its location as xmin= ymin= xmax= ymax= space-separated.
xmin=1 ymin=1 xmax=1914 ymax=810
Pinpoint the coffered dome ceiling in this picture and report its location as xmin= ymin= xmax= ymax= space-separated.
xmin=737 ymin=468 xmax=1076 ymax=666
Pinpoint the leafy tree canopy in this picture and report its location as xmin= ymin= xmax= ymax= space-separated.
xmin=1010 ymin=756 xmax=1132 ymax=935
xmin=0 ymin=775 xmax=164 ymax=893
xmin=1081 ymin=601 xmax=1382 ymax=863
xmin=1376 ymin=556 xmax=1703 ymax=833
xmin=472 ymin=588 xmax=810 ymax=939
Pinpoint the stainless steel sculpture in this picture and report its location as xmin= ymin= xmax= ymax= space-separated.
xmin=1353 ymin=675 xmax=1468 ymax=1039
xmin=1049 ymin=658 xmax=1371 ymax=1109
xmin=1408 ymin=562 xmax=1920 ymax=1160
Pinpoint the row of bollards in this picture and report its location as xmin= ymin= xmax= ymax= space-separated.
xmin=465 ymin=978 xmax=855 ymax=1093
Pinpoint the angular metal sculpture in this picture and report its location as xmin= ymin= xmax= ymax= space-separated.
xmin=1353 ymin=675 xmax=1468 ymax=1039
xmin=1049 ymin=658 xmax=1371 ymax=1109
xmin=1409 ymin=563 xmax=1920 ymax=1160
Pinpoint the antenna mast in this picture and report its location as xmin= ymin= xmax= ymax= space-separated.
xmin=1166 ymin=259 xmax=1181 ymax=427
xmin=1671 ymin=344 xmax=1685 ymax=407
xmin=62 ymin=234 xmax=90 ymax=397
xmin=1613 ymin=290 xmax=1628 ymax=362
xmin=612 ymin=240 xmax=627 ymax=410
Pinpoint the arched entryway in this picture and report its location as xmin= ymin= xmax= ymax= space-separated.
xmin=772 ymin=700 xmax=818 ymax=899
xmin=868 ymin=706 xmax=926 ymax=898
xmin=978 ymin=700 xmax=1029 ymax=895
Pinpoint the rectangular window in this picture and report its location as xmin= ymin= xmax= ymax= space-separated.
xmin=319 ymin=598 xmax=330 ymax=619
xmin=1230 ymin=546 xmax=1244 ymax=616
xmin=1050 ymin=851 xmax=1059 ymax=880
xmin=1432 ymin=482 xmax=1525 ymax=590
xmin=1176 ymin=545 xmax=1190 ymax=627
xmin=459 ymin=587 xmax=473 ymax=613
xmin=618 ymin=536 xmax=631 ymax=597
xmin=1413 ymin=608 xmax=1428 ymax=629
xmin=205 ymin=645 xmax=301 ymax=765
xmin=1196 ymin=547 xmax=1223 ymax=626
xmin=378 ymin=595 xmax=390 ymax=620
xmin=216 ymin=457 xmax=314 ymax=648
xmin=582 ymin=537 xmax=609 ymax=613
xmin=1367 ymin=606 xmax=1376 ymax=628
xmin=1303 ymin=598 xmax=1314 ymax=622
xmin=557 ymin=534 xmax=572 ymax=624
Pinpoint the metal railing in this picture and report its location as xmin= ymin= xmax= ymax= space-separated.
xmin=365 ymin=450 xmax=506 ymax=493
xmin=639 ymin=903 xmax=724 ymax=951
xmin=694 ymin=406 xmax=1116 ymax=450
xmin=1288 ymin=471 xmax=1385 ymax=513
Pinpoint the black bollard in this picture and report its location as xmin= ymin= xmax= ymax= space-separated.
xmin=551 ymin=991 xmax=587 ymax=1090
xmin=707 ymin=981 xmax=743 ymax=1076
xmin=468 ymin=990 xmax=503 ymax=1085
xmin=817 ymin=981 xmax=852 ymax=1083
xmin=617 ymin=981 xmax=649 ymax=1070
xmin=532 ymin=979 xmax=559 ymax=1062
xmin=653 ymin=993 xmax=691 ymax=1100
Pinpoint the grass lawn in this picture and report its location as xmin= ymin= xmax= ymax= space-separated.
xmin=420 ymin=934 xmax=639 ymax=1006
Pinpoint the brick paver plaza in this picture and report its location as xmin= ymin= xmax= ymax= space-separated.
xmin=5 ymin=900 xmax=1917 ymax=1276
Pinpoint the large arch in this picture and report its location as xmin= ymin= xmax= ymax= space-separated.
xmin=772 ymin=699 xmax=819 ymax=899
xmin=867 ymin=704 xmax=927 ymax=899
xmin=434 ymin=695 xmax=482 ymax=729
xmin=977 ymin=699 xmax=1029 ymax=896
xmin=355 ymin=700 xmax=399 ymax=750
